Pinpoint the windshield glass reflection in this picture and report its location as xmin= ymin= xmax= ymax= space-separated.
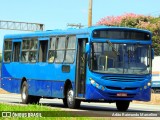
xmin=90 ymin=42 xmax=151 ymax=74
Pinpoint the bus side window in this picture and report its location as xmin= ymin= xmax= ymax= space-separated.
xmin=55 ymin=37 xmax=65 ymax=63
xmin=48 ymin=37 xmax=56 ymax=63
xmin=4 ymin=52 xmax=11 ymax=62
xmin=22 ymin=38 xmax=38 ymax=63
xmin=64 ymin=36 xmax=76 ymax=63
xmin=22 ymin=39 xmax=30 ymax=62
xmin=29 ymin=39 xmax=38 ymax=63
xmin=4 ymin=40 xmax=12 ymax=63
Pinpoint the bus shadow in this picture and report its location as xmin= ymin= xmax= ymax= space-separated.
xmin=40 ymin=102 xmax=143 ymax=112
xmin=9 ymin=101 xmax=145 ymax=112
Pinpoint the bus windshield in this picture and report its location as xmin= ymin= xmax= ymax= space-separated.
xmin=90 ymin=42 xmax=151 ymax=74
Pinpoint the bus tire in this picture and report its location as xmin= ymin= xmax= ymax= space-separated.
xmin=67 ymin=88 xmax=81 ymax=109
xmin=21 ymin=81 xmax=31 ymax=104
xmin=116 ymin=101 xmax=130 ymax=111
xmin=21 ymin=81 xmax=40 ymax=104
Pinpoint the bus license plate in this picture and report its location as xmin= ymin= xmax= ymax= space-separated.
xmin=117 ymin=93 xmax=127 ymax=97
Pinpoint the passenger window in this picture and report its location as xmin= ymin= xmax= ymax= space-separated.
xmin=55 ymin=37 xmax=66 ymax=63
xmin=21 ymin=51 xmax=29 ymax=62
xmin=22 ymin=39 xmax=30 ymax=62
xmin=30 ymin=39 xmax=38 ymax=50
xmin=21 ymin=38 xmax=38 ymax=62
xmin=64 ymin=36 xmax=76 ymax=63
xmin=29 ymin=51 xmax=37 ymax=62
xmin=48 ymin=37 xmax=56 ymax=63
xmin=55 ymin=51 xmax=65 ymax=63
xmin=30 ymin=38 xmax=38 ymax=62
xmin=4 ymin=40 xmax=12 ymax=62
xmin=65 ymin=50 xmax=75 ymax=63
xmin=57 ymin=37 xmax=66 ymax=49
xmin=67 ymin=36 xmax=76 ymax=49
xmin=4 ymin=40 xmax=12 ymax=50
xmin=50 ymin=37 xmax=56 ymax=50
xmin=22 ymin=40 xmax=30 ymax=50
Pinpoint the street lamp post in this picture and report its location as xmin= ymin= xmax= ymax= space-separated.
xmin=88 ymin=0 xmax=92 ymax=27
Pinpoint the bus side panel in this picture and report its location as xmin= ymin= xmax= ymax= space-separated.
xmin=28 ymin=79 xmax=52 ymax=97
xmin=52 ymin=81 xmax=64 ymax=98
xmin=1 ymin=64 xmax=21 ymax=93
xmin=28 ymin=80 xmax=67 ymax=98
xmin=1 ymin=78 xmax=21 ymax=93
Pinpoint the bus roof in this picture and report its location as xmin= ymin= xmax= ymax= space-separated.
xmin=4 ymin=26 xmax=151 ymax=39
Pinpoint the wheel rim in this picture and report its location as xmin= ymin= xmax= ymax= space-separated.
xmin=67 ymin=89 xmax=73 ymax=105
xmin=22 ymin=85 xmax=27 ymax=100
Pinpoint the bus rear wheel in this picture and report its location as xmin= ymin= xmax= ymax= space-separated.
xmin=67 ymin=88 xmax=81 ymax=109
xmin=21 ymin=81 xmax=40 ymax=104
xmin=116 ymin=101 xmax=130 ymax=111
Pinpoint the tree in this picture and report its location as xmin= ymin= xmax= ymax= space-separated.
xmin=97 ymin=13 xmax=160 ymax=56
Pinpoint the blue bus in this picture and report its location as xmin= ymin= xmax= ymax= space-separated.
xmin=1 ymin=26 xmax=153 ymax=111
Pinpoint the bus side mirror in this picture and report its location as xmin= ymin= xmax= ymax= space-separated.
xmin=151 ymin=48 xmax=154 ymax=59
xmin=86 ymin=43 xmax=89 ymax=53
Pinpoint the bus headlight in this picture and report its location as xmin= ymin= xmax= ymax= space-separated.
xmin=90 ymin=78 xmax=95 ymax=85
xmin=96 ymin=83 xmax=99 ymax=88
xmin=101 ymin=86 xmax=105 ymax=91
xmin=147 ymin=81 xmax=151 ymax=87
xmin=90 ymin=78 xmax=105 ymax=91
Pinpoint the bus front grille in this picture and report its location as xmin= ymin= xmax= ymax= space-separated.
xmin=101 ymin=75 xmax=145 ymax=82
xmin=106 ymin=86 xmax=138 ymax=90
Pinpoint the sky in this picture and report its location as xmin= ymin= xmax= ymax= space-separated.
xmin=0 ymin=0 xmax=160 ymax=50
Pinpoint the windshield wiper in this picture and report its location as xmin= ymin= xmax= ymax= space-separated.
xmin=106 ymin=40 xmax=120 ymax=55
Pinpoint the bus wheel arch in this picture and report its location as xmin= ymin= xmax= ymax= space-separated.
xmin=63 ymin=79 xmax=72 ymax=107
xmin=63 ymin=80 xmax=81 ymax=109
xmin=63 ymin=80 xmax=72 ymax=98
xmin=21 ymin=80 xmax=30 ymax=104
xmin=21 ymin=77 xmax=40 ymax=104
xmin=20 ymin=77 xmax=27 ymax=92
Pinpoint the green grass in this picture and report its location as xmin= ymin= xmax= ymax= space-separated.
xmin=0 ymin=103 xmax=105 ymax=120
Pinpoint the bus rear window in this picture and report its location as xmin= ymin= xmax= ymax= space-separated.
xmin=92 ymin=29 xmax=151 ymax=40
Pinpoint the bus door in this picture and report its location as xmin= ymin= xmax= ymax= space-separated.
xmin=76 ymin=38 xmax=88 ymax=98
xmin=13 ymin=41 xmax=21 ymax=62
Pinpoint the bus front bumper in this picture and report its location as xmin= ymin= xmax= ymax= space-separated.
xmin=85 ymin=84 xmax=151 ymax=102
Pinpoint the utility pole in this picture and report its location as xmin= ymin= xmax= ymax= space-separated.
xmin=88 ymin=0 xmax=92 ymax=27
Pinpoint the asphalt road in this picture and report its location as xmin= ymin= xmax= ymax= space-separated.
xmin=0 ymin=93 xmax=160 ymax=119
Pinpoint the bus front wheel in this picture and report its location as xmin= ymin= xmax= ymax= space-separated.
xmin=67 ymin=88 xmax=81 ymax=109
xmin=116 ymin=101 xmax=130 ymax=111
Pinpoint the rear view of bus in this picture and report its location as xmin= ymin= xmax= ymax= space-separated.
xmin=85 ymin=27 xmax=153 ymax=111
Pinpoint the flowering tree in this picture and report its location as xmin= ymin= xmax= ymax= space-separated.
xmin=97 ymin=13 xmax=160 ymax=55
